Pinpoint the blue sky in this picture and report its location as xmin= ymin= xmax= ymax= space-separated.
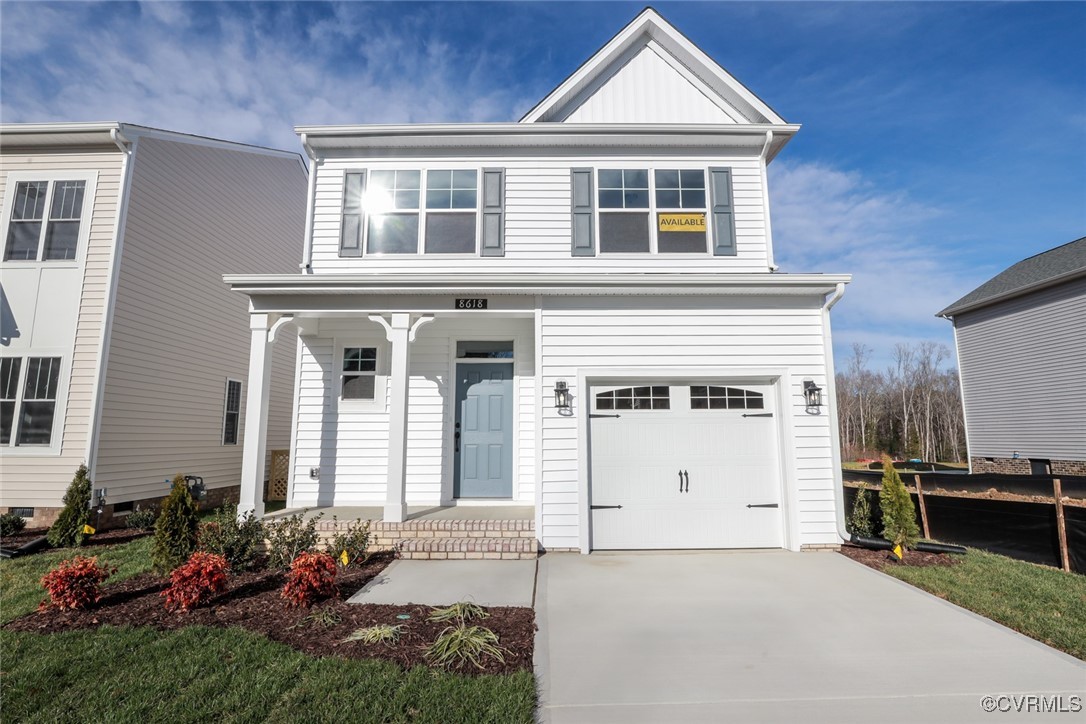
xmin=3 ymin=1 xmax=1084 ymax=370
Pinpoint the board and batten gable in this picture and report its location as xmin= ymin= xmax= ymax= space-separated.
xmin=307 ymin=153 xmax=772 ymax=274
xmin=953 ymin=276 xmax=1086 ymax=462
xmin=93 ymin=135 xmax=306 ymax=503
xmin=537 ymin=294 xmax=838 ymax=550
xmin=0 ymin=148 xmax=124 ymax=509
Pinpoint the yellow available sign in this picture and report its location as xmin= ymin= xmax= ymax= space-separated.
xmin=658 ymin=213 xmax=706 ymax=232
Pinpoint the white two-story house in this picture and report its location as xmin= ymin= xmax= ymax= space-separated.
xmin=1 ymin=123 xmax=305 ymax=527
xmin=227 ymin=9 xmax=851 ymax=555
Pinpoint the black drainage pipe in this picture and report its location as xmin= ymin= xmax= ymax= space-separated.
xmin=0 ymin=535 xmax=49 ymax=560
xmin=849 ymin=535 xmax=966 ymax=556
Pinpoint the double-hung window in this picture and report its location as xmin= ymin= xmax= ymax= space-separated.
xmin=3 ymin=179 xmax=88 ymax=261
xmin=339 ymin=168 xmax=504 ymax=257
xmin=0 ymin=356 xmax=62 ymax=447
xmin=222 ymin=379 xmax=242 ymax=445
xmin=341 ymin=347 xmax=378 ymax=401
xmin=598 ymin=169 xmax=650 ymax=253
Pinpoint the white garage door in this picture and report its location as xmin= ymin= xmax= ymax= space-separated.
xmin=589 ymin=382 xmax=783 ymax=550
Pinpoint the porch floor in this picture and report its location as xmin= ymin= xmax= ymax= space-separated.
xmin=264 ymin=505 xmax=534 ymax=522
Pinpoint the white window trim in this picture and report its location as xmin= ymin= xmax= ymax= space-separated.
xmin=594 ymin=166 xmax=710 ymax=256
xmin=0 ymin=350 xmax=71 ymax=456
xmin=335 ymin=340 xmax=388 ymax=409
xmin=0 ymin=170 xmax=98 ymax=268
xmin=222 ymin=378 xmax=243 ymax=446
xmin=358 ymin=167 xmax=482 ymax=257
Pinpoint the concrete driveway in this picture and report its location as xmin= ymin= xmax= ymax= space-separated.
xmin=534 ymin=551 xmax=1085 ymax=723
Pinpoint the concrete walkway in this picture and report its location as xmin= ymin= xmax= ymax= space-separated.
xmin=534 ymin=551 xmax=1086 ymax=723
xmin=348 ymin=559 xmax=536 ymax=607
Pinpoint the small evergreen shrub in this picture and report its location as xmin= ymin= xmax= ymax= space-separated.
xmin=879 ymin=453 xmax=920 ymax=553
xmin=266 ymin=511 xmax=322 ymax=569
xmin=282 ymin=551 xmax=338 ymax=607
xmin=162 ymin=552 xmax=230 ymax=612
xmin=124 ymin=505 xmax=158 ymax=531
xmin=47 ymin=464 xmax=93 ymax=548
xmin=152 ymin=474 xmax=200 ymax=573
xmin=40 ymin=556 xmax=114 ymax=611
xmin=847 ymin=483 xmax=875 ymax=538
xmin=198 ymin=504 xmax=265 ymax=570
xmin=1 ymin=511 xmax=27 ymax=537
xmin=425 ymin=624 xmax=506 ymax=670
xmin=324 ymin=517 xmax=371 ymax=567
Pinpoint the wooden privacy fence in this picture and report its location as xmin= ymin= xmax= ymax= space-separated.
xmin=843 ymin=470 xmax=1086 ymax=574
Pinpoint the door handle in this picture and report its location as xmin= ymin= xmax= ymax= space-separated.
xmin=679 ymin=470 xmax=684 ymax=492
xmin=454 ymin=422 xmax=461 ymax=453
xmin=683 ymin=470 xmax=689 ymax=493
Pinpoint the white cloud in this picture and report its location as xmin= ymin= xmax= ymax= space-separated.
xmin=770 ymin=160 xmax=986 ymax=368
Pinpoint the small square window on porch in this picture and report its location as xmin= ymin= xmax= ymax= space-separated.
xmin=342 ymin=347 xmax=378 ymax=400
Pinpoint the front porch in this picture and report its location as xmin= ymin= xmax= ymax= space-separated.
xmin=266 ymin=505 xmax=538 ymax=560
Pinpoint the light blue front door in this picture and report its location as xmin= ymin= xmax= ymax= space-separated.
xmin=454 ymin=363 xmax=514 ymax=498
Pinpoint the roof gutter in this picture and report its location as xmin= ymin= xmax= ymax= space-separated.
xmin=820 ymin=283 xmax=852 ymax=545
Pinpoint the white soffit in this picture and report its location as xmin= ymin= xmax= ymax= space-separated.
xmin=521 ymin=8 xmax=786 ymax=126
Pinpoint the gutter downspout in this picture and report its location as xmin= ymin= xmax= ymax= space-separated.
xmin=821 ymin=282 xmax=850 ymax=543
xmin=759 ymin=130 xmax=779 ymax=271
xmin=86 ymin=128 xmax=136 ymax=491
xmin=299 ymin=133 xmax=318 ymax=274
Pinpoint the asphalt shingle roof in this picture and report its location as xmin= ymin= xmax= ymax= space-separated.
xmin=938 ymin=236 xmax=1086 ymax=317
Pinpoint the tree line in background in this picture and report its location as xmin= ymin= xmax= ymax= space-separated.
xmin=835 ymin=342 xmax=966 ymax=463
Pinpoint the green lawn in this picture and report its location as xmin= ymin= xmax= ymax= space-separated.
xmin=0 ymin=538 xmax=535 ymax=723
xmin=884 ymin=549 xmax=1086 ymax=660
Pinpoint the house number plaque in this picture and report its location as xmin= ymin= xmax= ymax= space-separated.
xmin=455 ymin=298 xmax=488 ymax=310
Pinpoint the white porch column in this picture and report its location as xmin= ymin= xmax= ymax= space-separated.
xmin=238 ymin=313 xmax=277 ymax=520
xmin=371 ymin=313 xmax=433 ymax=523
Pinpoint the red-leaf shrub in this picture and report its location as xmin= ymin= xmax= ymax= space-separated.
xmin=162 ymin=552 xmax=230 ymax=612
xmin=282 ymin=551 xmax=338 ymax=607
xmin=40 ymin=556 xmax=114 ymax=611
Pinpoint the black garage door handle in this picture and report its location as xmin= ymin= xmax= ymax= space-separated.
xmin=747 ymin=503 xmax=779 ymax=508
xmin=590 ymin=505 xmax=623 ymax=510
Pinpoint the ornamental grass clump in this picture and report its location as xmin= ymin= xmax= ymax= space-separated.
xmin=344 ymin=623 xmax=404 ymax=645
xmin=428 ymin=601 xmax=489 ymax=624
xmin=879 ymin=454 xmax=920 ymax=556
xmin=152 ymin=475 xmax=200 ymax=574
xmin=198 ymin=504 xmax=265 ymax=570
xmin=162 ymin=552 xmax=230 ymax=612
xmin=847 ymin=483 xmax=875 ymax=538
xmin=40 ymin=556 xmax=115 ymax=611
xmin=425 ymin=624 xmax=506 ymax=670
xmin=47 ymin=464 xmax=92 ymax=548
xmin=282 ymin=551 xmax=338 ymax=607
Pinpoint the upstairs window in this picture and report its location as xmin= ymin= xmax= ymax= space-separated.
xmin=341 ymin=347 xmax=378 ymax=400
xmin=4 ymin=179 xmax=87 ymax=261
xmin=340 ymin=169 xmax=504 ymax=257
xmin=655 ymin=170 xmax=707 ymax=253
xmin=598 ymin=169 xmax=650 ymax=253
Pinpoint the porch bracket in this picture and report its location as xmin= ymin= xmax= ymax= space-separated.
xmin=408 ymin=314 xmax=434 ymax=342
xmin=267 ymin=314 xmax=295 ymax=343
xmin=367 ymin=314 xmax=394 ymax=340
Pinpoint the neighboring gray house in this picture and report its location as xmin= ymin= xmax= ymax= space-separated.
xmin=0 ymin=123 xmax=305 ymax=527
xmin=938 ymin=237 xmax=1086 ymax=476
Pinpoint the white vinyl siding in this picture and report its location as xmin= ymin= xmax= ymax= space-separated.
xmin=93 ymin=136 xmax=305 ymax=503
xmin=290 ymin=317 xmax=536 ymax=507
xmin=0 ymin=151 xmax=120 ymax=509
xmin=308 ymin=158 xmax=770 ymax=273
xmin=955 ymin=277 xmax=1086 ymax=462
xmin=537 ymin=295 xmax=837 ymax=550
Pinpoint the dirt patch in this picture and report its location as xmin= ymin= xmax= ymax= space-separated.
xmin=839 ymin=543 xmax=962 ymax=571
xmin=4 ymin=552 xmax=534 ymax=675
xmin=0 ymin=528 xmax=151 ymax=554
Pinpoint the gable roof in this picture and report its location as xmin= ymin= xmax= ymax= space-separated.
xmin=520 ymin=7 xmax=787 ymax=126
xmin=938 ymin=236 xmax=1086 ymax=318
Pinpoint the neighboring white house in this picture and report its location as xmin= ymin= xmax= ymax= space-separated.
xmin=939 ymin=236 xmax=1086 ymax=477
xmin=1 ymin=123 xmax=306 ymax=527
xmin=227 ymin=9 xmax=851 ymax=554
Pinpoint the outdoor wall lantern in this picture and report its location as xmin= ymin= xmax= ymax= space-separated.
xmin=803 ymin=380 xmax=824 ymax=413
xmin=554 ymin=380 xmax=571 ymax=412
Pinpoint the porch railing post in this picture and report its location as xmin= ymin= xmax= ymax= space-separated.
xmin=383 ymin=313 xmax=412 ymax=523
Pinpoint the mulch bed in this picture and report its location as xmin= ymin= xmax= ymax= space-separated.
xmin=1 ymin=528 xmax=151 ymax=555
xmin=4 ymin=551 xmax=534 ymax=676
xmin=839 ymin=543 xmax=961 ymax=571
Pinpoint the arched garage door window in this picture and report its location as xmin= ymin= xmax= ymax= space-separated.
xmin=595 ymin=386 xmax=670 ymax=411
xmin=689 ymin=386 xmax=764 ymax=410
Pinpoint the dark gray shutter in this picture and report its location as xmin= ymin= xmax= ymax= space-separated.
xmin=570 ymin=168 xmax=595 ymax=256
xmin=340 ymin=171 xmax=365 ymax=257
xmin=709 ymin=167 xmax=737 ymax=256
xmin=480 ymin=168 xmax=505 ymax=257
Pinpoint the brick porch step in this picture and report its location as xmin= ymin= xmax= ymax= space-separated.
xmin=398 ymin=537 xmax=538 ymax=560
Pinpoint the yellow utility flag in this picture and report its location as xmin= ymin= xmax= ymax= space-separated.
xmin=82 ymin=524 xmax=96 ymax=535
xmin=892 ymin=544 xmax=903 ymax=560
xmin=340 ymin=550 xmax=350 ymax=566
